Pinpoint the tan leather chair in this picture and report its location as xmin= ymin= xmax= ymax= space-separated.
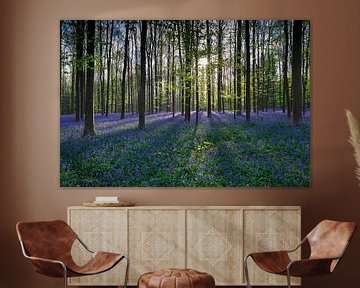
xmin=16 ymin=220 xmax=129 ymax=288
xmin=244 ymin=220 xmax=356 ymax=288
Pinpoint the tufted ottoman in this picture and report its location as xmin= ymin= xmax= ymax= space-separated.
xmin=138 ymin=268 xmax=215 ymax=288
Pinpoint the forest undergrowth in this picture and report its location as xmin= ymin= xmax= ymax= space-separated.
xmin=60 ymin=111 xmax=310 ymax=187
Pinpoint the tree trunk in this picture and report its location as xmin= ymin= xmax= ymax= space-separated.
xmin=206 ymin=20 xmax=212 ymax=118
xmin=184 ymin=20 xmax=192 ymax=122
xmin=139 ymin=20 xmax=147 ymax=129
xmin=159 ymin=28 xmax=163 ymax=112
xmin=75 ymin=21 xmax=85 ymax=122
xmin=121 ymin=21 xmax=130 ymax=119
xmin=166 ymin=32 xmax=171 ymax=112
xmin=302 ymin=23 xmax=310 ymax=115
xmin=283 ymin=20 xmax=290 ymax=117
xmin=105 ymin=20 xmax=114 ymax=117
xmin=195 ymin=21 xmax=200 ymax=125
xmin=217 ymin=20 xmax=223 ymax=113
xmin=177 ymin=22 xmax=185 ymax=116
xmin=99 ymin=21 xmax=106 ymax=116
xmin=154 ymin=22 xmax=158 ymax=113
xmin=292 ymin=20 xmax=303 ymax=125
xmin=172 ymin=24 xmax=176 ymax=118
xmin=236 ymin=20 xmax=242 ymax=115
xmin=83 ymin=20 xmax=96 ymax=137
xmin=252 ymin=21 xmax=256 ymax=113
xmin=245 ymin=20 xmax=251 ymax=121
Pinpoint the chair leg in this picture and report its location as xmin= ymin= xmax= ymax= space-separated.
xmin=123 ymin=255 xmax=130 ymax=288
xmin=244 ymin=255 xmax=252 ymax=288
xmin=62 ymin=265 xmax=68 ymax=288
xmin=286 ymin=269 xmax=291 ymax=288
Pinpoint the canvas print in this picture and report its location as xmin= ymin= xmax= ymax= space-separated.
xmin=60 ymin=20 xmax=310 ymax=187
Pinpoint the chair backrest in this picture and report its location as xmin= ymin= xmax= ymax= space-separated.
xmin=16 ymin=220 xmax=77 ymax=261
xmin=307 ymin=220 xmax=356 ymax=261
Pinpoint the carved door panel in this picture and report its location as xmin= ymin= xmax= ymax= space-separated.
xmin=243 ymin=209 xmax=301 ymax=286
xmin=128 ymin=209 xmax=186 ymax=284
xmin=187 ymin=209 xmax=243 ymax=285
xmin=68 ymin=208 xmax=128 ymax=286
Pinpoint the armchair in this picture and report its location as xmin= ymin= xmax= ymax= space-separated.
xmin=244 ymin=220 xmax=356 ymax=288
xmin=16 ymin=220 xmax=129 ymax=288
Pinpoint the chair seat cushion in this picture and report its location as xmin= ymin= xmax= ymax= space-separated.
xmin=138 ymin=268 xmax=215 ymax=288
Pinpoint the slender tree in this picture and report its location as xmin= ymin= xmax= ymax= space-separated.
xmin=302 ymin=23 xmax=310 ymax=115
xmin=206 ymin=20 xmax=212 ymax=118
xmin=195 ymin=21 xmax=200 ymax=125
xmin=105 ymin=20 xmax=114 ymax=117
xmin=236 ymin=20 xmax=242 ymax=115
xmin=83 ymin=20 xmax=96 ymax=136
xmin=177 ymin=21 xmax=185 ymax=116
xmin=120 ymin=21 xmax=130 ymax=119
xmin=245 ymin=20 xmax=251 ymax=121
xmin=171 ymin=23 xmax=176 ymax=118
xmin=283 ymin=20 xmax=290 ymax=117
xmin=75 ymin=20 xmax=85 ymax=122
xmin=252 ymin=21 xmax=256 ymax=113
xmin=99 ymin=21 xmax=106 ymax=115
xmin=184 ymin=20 xmax=192 ymax=122
xmin=217 ymin=20 xmax=223 ymax=113
xmin=292 ymin=20 xmax=303 ymax=125
xmin=138 ymin=20 xmax=147 ymax=129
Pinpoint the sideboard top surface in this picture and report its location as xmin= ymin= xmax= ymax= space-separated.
xmin=68 ymin=205 xmax=301 ymax=210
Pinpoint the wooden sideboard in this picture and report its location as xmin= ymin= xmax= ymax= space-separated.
xmin=67 ymin=206 xmax=301 ymax=286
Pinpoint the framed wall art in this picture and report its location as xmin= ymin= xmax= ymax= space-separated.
xmin=60 ymin=20 xmax=310 ymax=187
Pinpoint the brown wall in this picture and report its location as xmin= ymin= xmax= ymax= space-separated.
xmin=1 ymin=0 xmax=360 ymax=287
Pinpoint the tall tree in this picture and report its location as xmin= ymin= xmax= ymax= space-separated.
xmin=283 ymin=20 xmax=290 ymax=117
xmin=83 ymin=20 xmax=96 ymax=136
xmin=98 ymin=21 xmax=105 ymax=115
xmin=184 ymin=20 xmax=192 ymax=122
xmin=75 ymin=20 xmax=85 ymax=122
xmin=120 ymin=21 xmax=130 ymax=119
xmin=177 ymin=21 xmax=185 ymax=116
xmin=105 ymin=20 xmax=114 ymax=117
xmin=292 ymin=20 xmax=303 ymax=125
xmin=195 ymin=21 xmax=200 ymax=125
xmin=166 ymin=31 xmax=171 ymax=112
xmin=302 ymin=23 xmax=310 ymax=115
xmin=236 ymin=20 xmax=242 ymax=115
xmin=245 ymin=20 xmax=251 ymax=121
xmin=171 ymin=23 xmax=176 ymax=118
xmin=206 ymin=20 xmax=212 ymax=118
xmin=138 ymin=20 xmax=147 ymax=129
xmin=252 ymin=21 xmax=256 ymax=113
xmin=217 ymin=20 xmax=223 ymax=112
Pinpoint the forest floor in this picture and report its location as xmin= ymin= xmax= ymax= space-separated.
xmin=60 ymin=111 xmax=310 ymax=187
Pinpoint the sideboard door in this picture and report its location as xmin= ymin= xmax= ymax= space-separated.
xmin=68 ymin=208 xmax=128 ymax=286
xmin=243 ymin=208 xmax=301 ymax=286
xmin=128 ymin=209 xmax=186 ymax=284
xmin=186 ymin=209 xmax=243 ymax=285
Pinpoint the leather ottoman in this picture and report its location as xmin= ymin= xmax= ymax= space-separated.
xmin=138 ymin=268 xmax=215 ymax=288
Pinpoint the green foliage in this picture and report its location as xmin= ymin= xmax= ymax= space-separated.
xmin=61 ymin=113 xmax=310 ymax=187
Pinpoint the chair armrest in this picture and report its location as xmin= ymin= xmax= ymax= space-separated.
xmin=287 ymin=258 xmax=336 ymax=277
xmin=246 ymin=251 xmax=291 ymax=274
xmin=19 ymin=240 xmax=67 ymax=277
xmin=25 ymin=255 xmax=67 ymax=278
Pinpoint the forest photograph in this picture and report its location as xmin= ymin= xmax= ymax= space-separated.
xmin=60 ymin=20 xmax=310 ymax=187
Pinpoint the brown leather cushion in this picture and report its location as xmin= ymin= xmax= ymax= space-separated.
xmin=138 ymin=269 xmax=215 ymax=288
